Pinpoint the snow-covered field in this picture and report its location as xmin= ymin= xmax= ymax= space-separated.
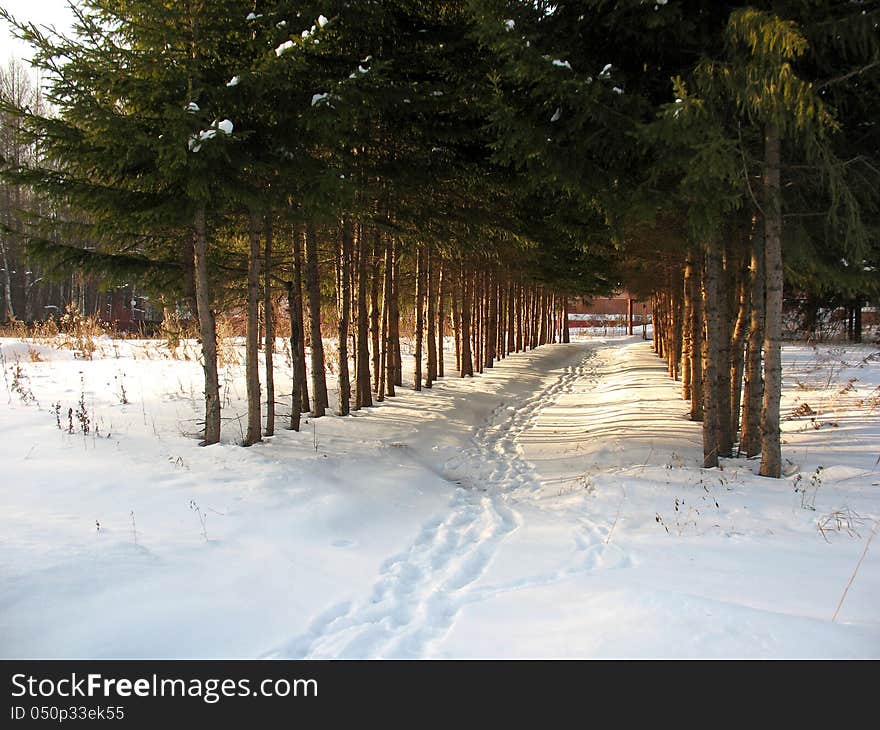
xmin=1 ymin=333 xmax=878 ymax=658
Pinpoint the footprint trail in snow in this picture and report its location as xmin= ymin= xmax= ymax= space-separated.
xmin=271 ymin=348 xmax=597 ymax=659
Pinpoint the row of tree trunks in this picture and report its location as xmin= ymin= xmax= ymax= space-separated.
xmin=649 ymin=211 xmax=777 ymax=473
xmin=845 ymin=300 xmax=864 ymax=343
xmin=194 ymin=225 xmax=570 ymax=447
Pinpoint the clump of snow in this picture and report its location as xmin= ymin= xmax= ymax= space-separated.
xmin=503 ymin=19 xmax=515 ymax=31
xmin=612 ymin=86 xmax=624 ymax=95
xmin=246 ymin=12 xmax=262 ymax=21
xmin=552 ymin=59 xmax=572 ymax=70
xmin=550 ymin=107 xmax=561 ymax=122
xmin=275 ymin=40 xmax=294 ymax=56
xmin=185 ymin=102 xmax=199 ymax=113
xmin=311 ymin=93 xmax=331 ymax=107
xmin=188 ymin=119 xmax=233 ymax=152
xmin=300 ymin=16 xmax=328 ymax=41
xmin=226 ymin=76 xmax=241 ymax=88
xmin=599 ymin=63 xmax=612 ymax=78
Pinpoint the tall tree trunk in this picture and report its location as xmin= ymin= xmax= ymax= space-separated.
xmin=452 ymin=265 xmax=461 ymax=373
xmin=192 ymin=205 xmax=221 ymax=445
xmin=509 ymin=278 xmax=518 ymax=351
xmin=532 ymin=287 xmax=538 ymax=348
xmin=263 ymin=217 xmax=275 ymax=437
xmin=682 ymin=256 xmax=693 ymax=401
xmin=729 ymin=243 xmax=750 ymax=447
xmin=759 ymin=124 xmax=783 ymax=478
xmin=305 ymin=224 xmax=328 ymax=417
xmin=485 ymin=269 xmax=497 ymax=368
xmin=383 ymin=236 xmax=397 ymax=397
xmin=286 ymin=278 xmax=303 ymax=433
xmin=474 ymin=270 xmax=483 ymax=373
xmin=1 ymin=183 xmax=16 ymax=320
xmin=0 ymin=237 xmax=14 ymax=320
xmin=741 ymin=224 xmax=765 ymax=457
xmin=515 ymin=283 xmax=523 ymax=352
xmin=537 ymin=290 xmax=546 ymax=346
xmin=701 ymin=242 xmax=722 ymax=468
xmin=413 ymin=243 xmax=426 ymax=390
xmin=689 ymin=255 xmax=704 ymax=422
xmin=355 ymin=226 xmax=372 ymax=408
xmin=716 ymin=250 xmax=733 ymax=458
xmin=370 ymin=231 xmax=381 ymax=391
xmin=292 ymin=227 xmax=310 ymax=413
xmin=379 ymin=234 xmax=394 ymax=400
xmin=244 ymin=212 xmax=263 ymax=446
xmin=562 ymin=296 xmax=570 ymax=343
xmin=672 ymin=284 xmax=683 ymax=380
xmin=336 ymin=222 xmax=352 ymax=416
xmin=497 ymin=282 xmax=506 ymax=358
xmin=390 ymin=242 xmax=402 ymax=387
xmin=460 ymin=266 xmax=473 ymax=377
xmin=437 ymin=261 xmax=445 ymax=378
xmin=853 ymin=298 xmax=863 ymax=343
xmin=426 ymin=246 xmax=437 ymax=387
xmin=652 ymin=296 xmax=659 ymax=354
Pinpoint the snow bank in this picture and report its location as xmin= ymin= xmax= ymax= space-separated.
xmin=1 ymin=336 xmax=877 ymax=657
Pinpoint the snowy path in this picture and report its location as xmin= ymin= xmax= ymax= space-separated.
xmin=271 ymin=348 xmax=598 ymax=658
xmin=4 ymin=336 xmax=878 ymax=658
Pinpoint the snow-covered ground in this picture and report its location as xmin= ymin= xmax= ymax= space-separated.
xmin=1 ymin=333 xmax=878 ymax=658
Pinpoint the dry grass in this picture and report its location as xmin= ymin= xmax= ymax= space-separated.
xmin=215 ymin=314 xmax=242 ymax=367
xmin=1 ymin=305 xmax=107 ymax=359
